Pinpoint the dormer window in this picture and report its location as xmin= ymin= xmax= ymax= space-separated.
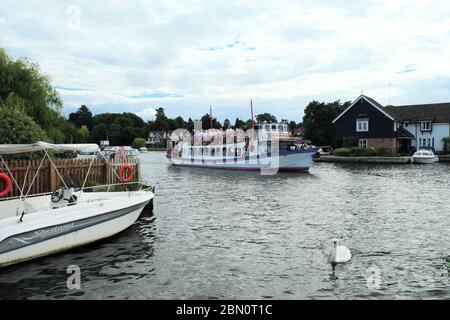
xmin=420 ymin=121 xmax=432 ymax=131
xmin=356 ymin=119 xmax=369 ymax=132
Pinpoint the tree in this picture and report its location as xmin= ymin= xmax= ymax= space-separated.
xmin=244 ymin=119 xmax=254 ymax=129
xmin=233 ymin=118 xmax=245 ymax=129
xmin=223 ymin=119 xmax=231 ymax=129
xmin=187 ymin=118 xmax=194 ymax=131
xmin=68 ymin=105 xmax=93 ymax=130
xmin=132 ymin=138 xmax=146 ymax=149
xmin=148 ymin=107 xmax=169 ymax=132
xmin=92 ymin=123 xmax=108 ymax=144
xmin=59 ymin=121 xmax=81 ymax=143
xmin=201 ymin=113 xmax=221 ymax=129
xmin=78 ymin=125 xmax=89 ymax=143
xmin=0 ymin=94 xmax=48 ymax=143
xmin=174 ymin=116 xmax=187 ymax=129
xmin=288 ymin=121 xmax=297 ymax=134
xmin=256 ymin=113 xmax=278 ymax=123
xmin=0 ymin=48 xmax=63 ymax=133
xmin=303 ymin=100 xmax=350 ymax=146
xmin=109 ymin=124 xmax=122 ymax=146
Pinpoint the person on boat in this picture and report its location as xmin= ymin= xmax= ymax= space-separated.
xmin=119 ymin=147 xmax=126 ymax=160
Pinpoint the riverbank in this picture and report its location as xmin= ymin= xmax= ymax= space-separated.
xmin=315 ymin=155 xmax=411 ymax=164
xmin=145 ymin=147 xmax=166 ymax=151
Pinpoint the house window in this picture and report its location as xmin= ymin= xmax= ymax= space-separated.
xmin=356 ymin=119 xmax=369 ymax=132
xmin=359 ymin=139 xmax=368 ymax=148
xmin=420 ymin=121 xmax=432 ymax=131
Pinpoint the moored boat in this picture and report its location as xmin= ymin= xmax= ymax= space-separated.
xmin=0 ymin=142 xmax=154 ymax=268
xmin=411 ymin=149 xmax=439 ymax=164
xmin=166 ymin=123 xmax=319 ymax=173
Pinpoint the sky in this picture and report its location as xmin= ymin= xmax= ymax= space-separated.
xmin=1 ymin=0 xmax=450 ymax=122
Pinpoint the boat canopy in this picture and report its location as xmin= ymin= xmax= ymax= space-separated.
xmin=0 ymin=141 xmax=100 ymax=155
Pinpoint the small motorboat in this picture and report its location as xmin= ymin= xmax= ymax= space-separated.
xmin=411 ymin=149 xmax=439 ymax=164
xmin=0 ymin=142 xmax=154 ymax=268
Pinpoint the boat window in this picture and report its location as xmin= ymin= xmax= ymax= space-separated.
xmin=278 ymin=125 xmax=283 ymax=130
xmin=265 ymin=125 xmax=270 ymax=130
xmin=254 ymin=125 xmax=260 ymax=129
xmin=216 ymin=148 xmax=221 ymax=156
xmin=272 ymin=125 xmax=277 ymax=130
xmin=210 ymin=148 xmax=215 ymax=157
xmin=236 ymin=148 xmax=242 ymax=157
xmin=228 ymin=147 xmax=234 ymax=156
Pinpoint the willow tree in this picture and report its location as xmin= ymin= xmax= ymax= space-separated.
xmin=0 ymin=94 xmax=48 ymax=144
xmin=0 ymin=48 xmax=63 ymax=141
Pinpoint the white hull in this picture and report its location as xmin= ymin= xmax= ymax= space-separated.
xmin=168 ymin=150 xmax=318 ymax=172
xmin=0 ymin=191 xmax=153 ymax=268
xmin=412 ymin=156 xmax=439 ymax=164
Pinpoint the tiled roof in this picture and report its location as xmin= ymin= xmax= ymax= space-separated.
xmin=383 ymin=103 xmax=450 ymax=123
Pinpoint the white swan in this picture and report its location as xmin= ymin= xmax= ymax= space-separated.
xmin=331 ymin=239 xmax=352 ymax=264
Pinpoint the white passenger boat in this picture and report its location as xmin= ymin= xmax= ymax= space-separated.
xmin=166 ymin=123 xmax=319 ymax=172
xmin=0 ymin=142 xmax=154 ymax=268
xmin=411 ymin=149 xmax=439 ymax=164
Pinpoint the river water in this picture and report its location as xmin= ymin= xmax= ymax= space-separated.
xmin=0 ymin=152 xmax=449 ymax=299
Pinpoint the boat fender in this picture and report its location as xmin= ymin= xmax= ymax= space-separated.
xmin=118 ymin=163 xmax=134 ymax=183
xmin=0 ymin=173 xmax=12 ymax=198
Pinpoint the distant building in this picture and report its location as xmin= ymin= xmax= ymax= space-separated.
xmin=146 ymin=132 xmax=168 ymax=147
xmin=293 ymin=127 xmax=305 ymax=138
xmin=332 ymin=95 xmax=450 ymax=153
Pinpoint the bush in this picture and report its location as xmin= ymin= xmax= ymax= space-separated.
xmin=333 ymin=147 xmax=393 ymax=157
xmin=342 ymin=136 xmax=358 ymax=148
xmin=333 ymin=147 xmax=352 ymax=156
xmin=132 ymin=137 xmax=146 ymax=149
xmin=443 ymin=137 xmax=450 ymax=154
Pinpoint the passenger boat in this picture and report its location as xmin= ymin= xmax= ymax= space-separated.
xmin=0 ymin=142 xmax=154 ymax=268
xmin=411 ymin=149 xmax=439 ymax=164
xmin=166 ymin=123 xmax=319 ymax=172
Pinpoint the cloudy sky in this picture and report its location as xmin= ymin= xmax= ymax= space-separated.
xmin=1 ymin=0 xmax=450 ymax=122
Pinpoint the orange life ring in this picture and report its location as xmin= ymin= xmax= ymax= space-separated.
xmin=0 ymin=173 xmax=12 ymax=198
xmin=117 ymin=164 xmax=134 ymax=183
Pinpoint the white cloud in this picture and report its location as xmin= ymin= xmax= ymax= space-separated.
xmin=1 ymin=0 xmax=449 ymax=121
xmin=133 ymin=108 xmax=158 ymax=120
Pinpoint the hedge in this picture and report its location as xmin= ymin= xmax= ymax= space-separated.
xmin=333 ymin=147 xmax=393 ymax=157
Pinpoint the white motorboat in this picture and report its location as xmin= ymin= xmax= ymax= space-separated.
xmin=411 ymin=149 xmax=439 ymax=164
xmin=0 ymin=142 xmax=154 ymax=268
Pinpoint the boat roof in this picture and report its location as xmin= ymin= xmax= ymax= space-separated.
xmin=0 ymin=141 xmax=100 ymax=155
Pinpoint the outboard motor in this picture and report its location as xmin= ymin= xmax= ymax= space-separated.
xmin=51 ymin=187 xmax=78 ymax=209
